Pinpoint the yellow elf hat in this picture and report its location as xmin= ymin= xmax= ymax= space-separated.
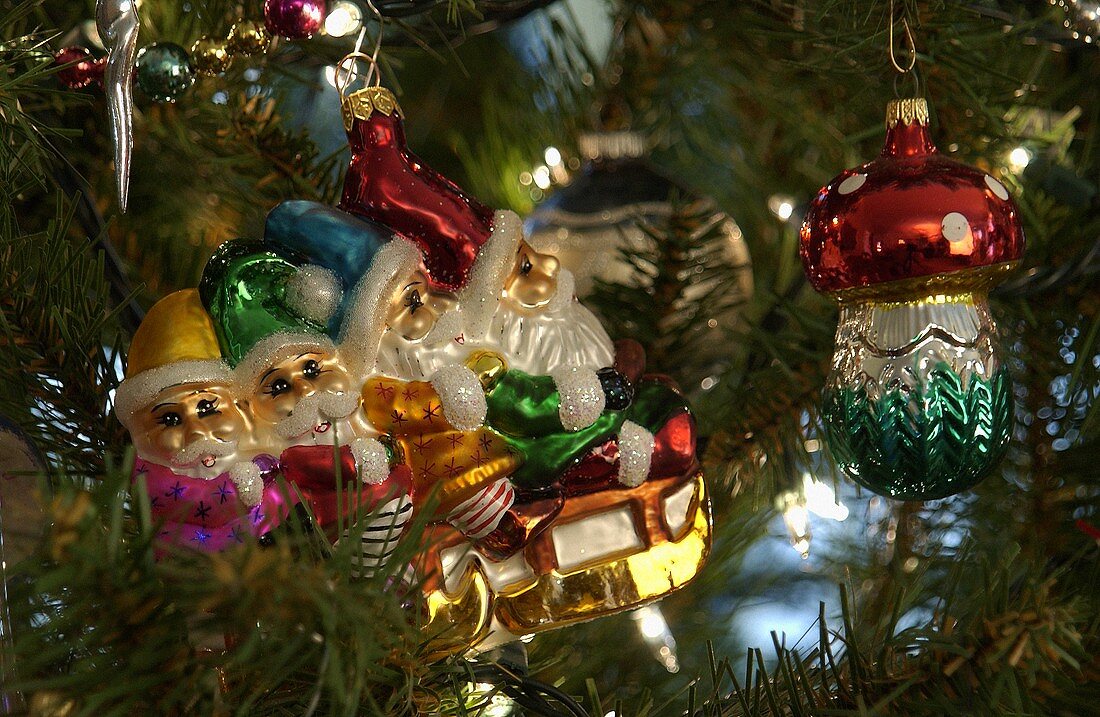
xmin=114 ymin=289 xmax=234 ymax=430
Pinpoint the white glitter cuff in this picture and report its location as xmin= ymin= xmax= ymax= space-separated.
xmin=551 ymin=365 xmax=605 ymax=431
xmin=617 ymin=420 xmax=654 ymax=487
xmin=351 ymin=437 xmax=390 ymax=485
xmin=229 ymin=461 xmax=263 ymax=507
xmin=430 ymin=364 xmax=488 ymax=431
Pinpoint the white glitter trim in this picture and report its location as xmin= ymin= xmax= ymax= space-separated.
xmin=115 ymin=359 xmax=233 ymax=430
xmin=234 ymin=332 xmax=335 ymax=387
xmin=430 ymin=364 xmax=487 ymax=431
xmin=339 ymin=238 xmax=422 ymax=379
xmin=617 ymin=420 xmax=654 ymax=488
xmin=285 ymin=264 xmax=343 ymax=324
xmin=351 ymin=436 xmax=389 ymax=485
xmin=550 ymin=365 xmax=605 ymax=431
xmin=544 ymin=267 xmax=576 ymax=314
xmin=458 ymin=210 xmax=524 ymax=339
xmin=229 ymin=461 xmax=263 ymax=507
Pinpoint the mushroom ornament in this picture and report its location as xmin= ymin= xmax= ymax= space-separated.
xmin=800 ymin=98 xmax=1024 ymax=500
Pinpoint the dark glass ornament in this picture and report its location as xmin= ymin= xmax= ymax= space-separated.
xmin=135 ymin=42 xmax=195 ymax=102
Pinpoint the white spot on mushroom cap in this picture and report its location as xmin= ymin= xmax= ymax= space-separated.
xmin=837 ymin=173 xmax=867 ymax=195
xmin=941 ymin=212 xmax=971 ymax=243
xmin=985 ymin=174 xmax=1009 ymax=201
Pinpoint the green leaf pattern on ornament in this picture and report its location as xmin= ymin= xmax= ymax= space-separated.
xmin=822 ymin=364 xmax=1013 ymax=500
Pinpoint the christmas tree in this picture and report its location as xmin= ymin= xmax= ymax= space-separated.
xmin=1 ymin=1 xmax=1098 ymax=715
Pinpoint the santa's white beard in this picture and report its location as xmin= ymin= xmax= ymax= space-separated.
xmin=274 ymin=391 xmax=361 ymax=445
xmin=172 ymin=437 xmax=240 ymax=479
xmin=374 ymin=323 xmax=461 ymax=381
xmin=373 ymin=269 xmax=615 ymax=380
xmin=482 ymin=294 xmax=614 ymax=374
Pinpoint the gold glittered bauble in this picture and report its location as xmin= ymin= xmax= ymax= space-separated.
xmin=190 ymin=36 xmax=232 ymax=76
xmin=227 ymin=19 xmax=271 ymax=56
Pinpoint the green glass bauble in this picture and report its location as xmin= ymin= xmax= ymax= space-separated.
xmin=821 ymin=364 xmax=1013 ymax=501
xmin=136 ymin=42 xmax=195 ymax=102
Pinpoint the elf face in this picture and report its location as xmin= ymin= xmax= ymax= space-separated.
xmin=375 ymin=270 xmax=464 ymax=380
xmin=482 ymin=242 xmax=614 ymax=375
xmin=132 ymin=381 xmax=249 ymax=479
xmin=250 ymin=350 xmax=366 ymax=448
xmin=386 ymin=270 xmax=458 ymax=341
xmin=504 ymin=240 xmax=561 ymax=310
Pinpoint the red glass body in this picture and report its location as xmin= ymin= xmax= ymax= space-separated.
xmin=561 ymin=409 xmax=697 ymax=497
xmin=800 ymin=118 xmax=1024 ymax=295
xmin=263 ymin=0 xmax=325 ymax=39
xmin=280 ymin=444 xmax=411 ymax=533
xmin=339 ymin=109 xmax=495 ymax=292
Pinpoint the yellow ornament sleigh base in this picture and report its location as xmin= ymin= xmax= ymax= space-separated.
xmin=417 ymin=470 xmax=711 ymax=657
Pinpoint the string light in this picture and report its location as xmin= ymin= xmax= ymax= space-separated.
xmin=779 ymin=473 xmax=848 ymax=559
xmin=782 ymin=499 xmax=811 ymax=559
xmin=1008 ymin=146 xmax=1032 ymax=172
xmin=544 ymin=146 xmax=562 ymax=166
xmin=631 ymin=605 xmax=680 ymax=672
xmin=532 ymin=165 xmax=551 ymax=190
xmin=802 ymin=473 xmax=848 ymax=522
xmin=768 ymin=194 xmax=796 ymax=222
xmin=325 ymin=2 xmax=365 ymax=38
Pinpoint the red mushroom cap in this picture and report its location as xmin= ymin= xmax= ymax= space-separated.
xmin=800 ymin=99 xmax=1024 ymax=299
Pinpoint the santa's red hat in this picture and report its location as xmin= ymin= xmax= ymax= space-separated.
xmin=337 ymin=86 xmax=503 ymax=293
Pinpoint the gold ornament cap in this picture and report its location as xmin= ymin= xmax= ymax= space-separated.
xmin=340 ymin=86 xmax=402 ymax=131
xmin=126 ymin=289 xmax=223 ymax=378
xmin=885 ymin=98 xmax=929 ymax=128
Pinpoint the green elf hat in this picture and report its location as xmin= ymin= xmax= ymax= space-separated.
xmin=199 ymin=238 xmax=341 ymax=385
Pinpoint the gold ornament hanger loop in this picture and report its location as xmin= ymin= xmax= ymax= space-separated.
xmin=888 ymin=0 xmax=917 ymax=74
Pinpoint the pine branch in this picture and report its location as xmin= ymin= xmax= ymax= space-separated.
xmin=0 ymin=196 xmax=128 ymax=473
xmin=587 ymin=199 xmax=754 ymax=397
xmin=684 ymin=546 xmax=1098 ymax=717
xmin=5 ymin=465 xmax=458 ymax=716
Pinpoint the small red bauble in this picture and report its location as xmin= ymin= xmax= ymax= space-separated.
xmin=54 ymin=46 xmax=105 ymax=90
xmin=800 ymin=98 xmax=1024 ymax=299
xmin=264 ymin=0 xmax=326 ymax=40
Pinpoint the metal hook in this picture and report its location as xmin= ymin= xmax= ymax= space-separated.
xmin=336 ymin=0 xmax=385 ymax=95
xmin=335 ymin=51 xmax=381 ymax=97
xmin=361 ymin=0 xmax=384 ymax=87
xmin=892 ymin=66 xmax=921 ymax=99
xmin=888 ymin=0 xmax=917 ymax=74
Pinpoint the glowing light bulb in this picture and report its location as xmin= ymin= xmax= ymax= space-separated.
xmin=768 ymin=194 xmax=796 ymax=222
xmin=802 ymin=473 xmax=848 ymax=522
xmin=544 ymin=146 xmax=562 ymax=166
xmin=631 ymin=605 xmax=680 ymax=673
xmin=532 ymin=165 xmax=551 ymax=190
xmin=1008 ymin=146 xmax=1031 ymax=172
xmin=325 ymin=1 xmax=363 ymax=38
xmin=781 ymin=499 xmax=811 ymax=559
